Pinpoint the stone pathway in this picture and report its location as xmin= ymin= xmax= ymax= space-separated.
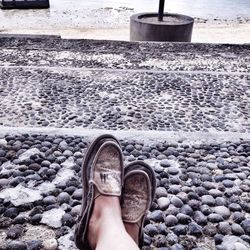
xmin=0 ymin=36 xmax=249 ymax=250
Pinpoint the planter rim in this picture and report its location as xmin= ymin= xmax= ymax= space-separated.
xmin=131 ymin=12 xmax=194 ymax=26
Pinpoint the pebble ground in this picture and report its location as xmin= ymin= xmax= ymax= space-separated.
xmin=0 ymin=36 xmax=249 ymax=250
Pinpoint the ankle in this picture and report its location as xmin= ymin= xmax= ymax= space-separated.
xmin=87 ymin=196 xmax=121 ymax=248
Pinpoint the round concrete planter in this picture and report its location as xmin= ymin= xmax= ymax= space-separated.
xmin=130 ymin=13 xmax=194 ymax=42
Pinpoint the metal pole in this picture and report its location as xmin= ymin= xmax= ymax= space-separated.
xmin=158 ymin=0 xmax=165 ymax=21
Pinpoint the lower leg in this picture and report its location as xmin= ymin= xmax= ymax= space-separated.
xmin=124 ymin=223 xmax=139 ymax=245
xmin=87 ymin=195 xmax=139 ymax=250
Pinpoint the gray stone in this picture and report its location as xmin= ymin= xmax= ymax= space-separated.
xmin=149 ymin=210 xmax=165 ymax=223
xmin=193 ymin=211 xmax=207 ymax=225
xmin=171 ymin=196 xmax=183 ymax=208
xmin=218 ymin=222 xmax=231 ymax=235
xmin=241 ymin=219 xmax=250 ymax=234
xmin=57 ymin=192 xmax=71 ymax=204
xmin=6 ymin=225 xmax=24 ymax=239
xmin=188 ymin=222 xmax=203 ymax=236
xmin=157 ymin=197 xmax=170 ymax=210
xmin=201 ymin=195 xmax=215 ymax=206
xmin=231 ymin=223 xmax=245 ymax=236
xmin=214 ymin=206 xmax=231 ymax=219
xmin=155 ymin=187 xmax=168 ymax=198
xmin=165 ymin=215 xmax=178 ymax=226
xmin=208 ymin=213 xmax=224 ymax=223
xmin=7 ymin=241 xmax=27 ymax=250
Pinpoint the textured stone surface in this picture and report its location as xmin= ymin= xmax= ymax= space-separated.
xmin=0 ymin=37 xmax=249 ymax=133
xmin=0 ymin=37 xmax=249 ymax=249
xmin=0 ymin=133 xmax=249 ymax=249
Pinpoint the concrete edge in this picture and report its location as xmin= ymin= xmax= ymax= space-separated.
xmin=0 ymin=34 xmax=249 ymax=48
xmin=0 ymin=126 xmax=249 ymax=145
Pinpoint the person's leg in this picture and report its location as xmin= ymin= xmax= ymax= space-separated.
xmin=124 ymin=223 xmax=139 ymax=245
xmin=87 ymin=195 xmax=139 ymax=250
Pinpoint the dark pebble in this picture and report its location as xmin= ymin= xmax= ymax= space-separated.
xmin=214 ymin=234 xmax=224 ymax=245
xmin=61 ymin=213 xmax=75 ymax=227
xmin=176 ymin=213 xmax=192 ymax=224
xmin=188 ymin=222 xmax=203 ymax=236
xmin=72 ymin=189 xmax=82 ymax=200
xmin=173 ymin=225 xmax=188 ymax=236
xmin=165 ymin=215 xmax=178 ymax=226
xmin=231 ymin=223 xmax=245 ymax=236
xmin=241 ymin=219 xmax=250 ymax=234
xmin=193 ymin=211 xmax=207 ymax=225
xmin=13 ymin=215 xmax=29 ymax=224
xmin=4 ymin=208 xmax=19 ymax=219
xmin=208 ymin=213 xmax=224 ymax=223
xmin=6 ymin=225 xmax=24 ymax=239
xmin=57 ymin=192 xmax=71 ymax=204
xmin=166 ymin=232 xmax=178 ymax=245
xmin=7 ymin=240 xmax=27 ymax=250
xmin=144 ymin=224 xmax=159 ymax=237
xmin=154 ymin=234 xmax=167 ymax=247
xmin=31 ymin=214 xmax=42 ymax=225
xmin=26 ymin=240 xmax=42 ymax=250
xmin=217 ymin=222 xmax=231 ymax=235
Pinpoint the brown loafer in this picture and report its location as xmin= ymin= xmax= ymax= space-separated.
xmin=75 ymin=134 xmax=124 ymax=250
xmin=121 ymin=161 xmax=156 ymax=249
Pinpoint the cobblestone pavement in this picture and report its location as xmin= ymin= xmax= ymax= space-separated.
xmin=0 ymin=37 xmax=249 ymax=132
xmin=0 ymin=134 xmax=250 ymax=250
xmin=0 ymin=36 xmax=249 ymax=250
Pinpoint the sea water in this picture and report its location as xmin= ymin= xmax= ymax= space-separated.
xmin=53 ymin=0 xmax=250 ymax=19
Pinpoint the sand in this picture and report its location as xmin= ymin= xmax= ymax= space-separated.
xmin=0 ymin=7 xmax=249 ymax=43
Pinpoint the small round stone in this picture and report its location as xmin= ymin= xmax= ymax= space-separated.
xmin=171 ymin=196 xmax=183 ymax=208
xmin=4 ymin=208 xmax=19 ymax=219
xmin=61 ymin=213 xmax=75 ymax=227
xmin=144 ymin=224 xmax=159 ymax=237
xmin=166 ymin=232 xmax=178 ymax=245
xmin=173 ymin=224 xmax=188 ymax=236
xmin=7 ymin=241 xmax=27 ymax=250
xmin=6 ymin=225 xmax=24 ymax=239
xmin=229 ymin=203 xmax=242 ymax=212
xmin=149 ymin=210 xmax=165 ymax=223
xmin=231 ymin=223 xmax=245 ymax=236
xmin=201 ymin=195 xmax=215 ymax=206
xmin=208 ymin=213 xmax=224 ymax=223
xmin=188 ymin=222 xmax=203 ymax=236
xmin=168 ymin=167 xmax=180 ymax=175
xmin=214 ymin=206 xmax=231 ymax=219
xmin=177 ymin=211 xmax=192 ymax=226
xmin=43 ymin=196 xmax=57 ymax=206
xmin=180 ymin=204 xmax=193 ymax=216
xmin=165 ymin=215 xmax=178 ymax=226
xmin=26 ymin=240 xmax=42 ymax=250
xmin=232 ymin=212 xmax=245 ymax=223
xmin=72 ymin=189 xmax=82 ymax=200
xmin=241 ymin=219 xmax=250 ymax=234
xmin=193 ymin=211 xmax=207 ymax=225
xmin=155 ymin=187 xmax=168 ymax=198
xmin=218 ymin=222 xmax=231 ymax=235
xmin=157 ymin=197 xmax=170 ymax=210
xmin=57 ymin=192 xmax=71 ymax=204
